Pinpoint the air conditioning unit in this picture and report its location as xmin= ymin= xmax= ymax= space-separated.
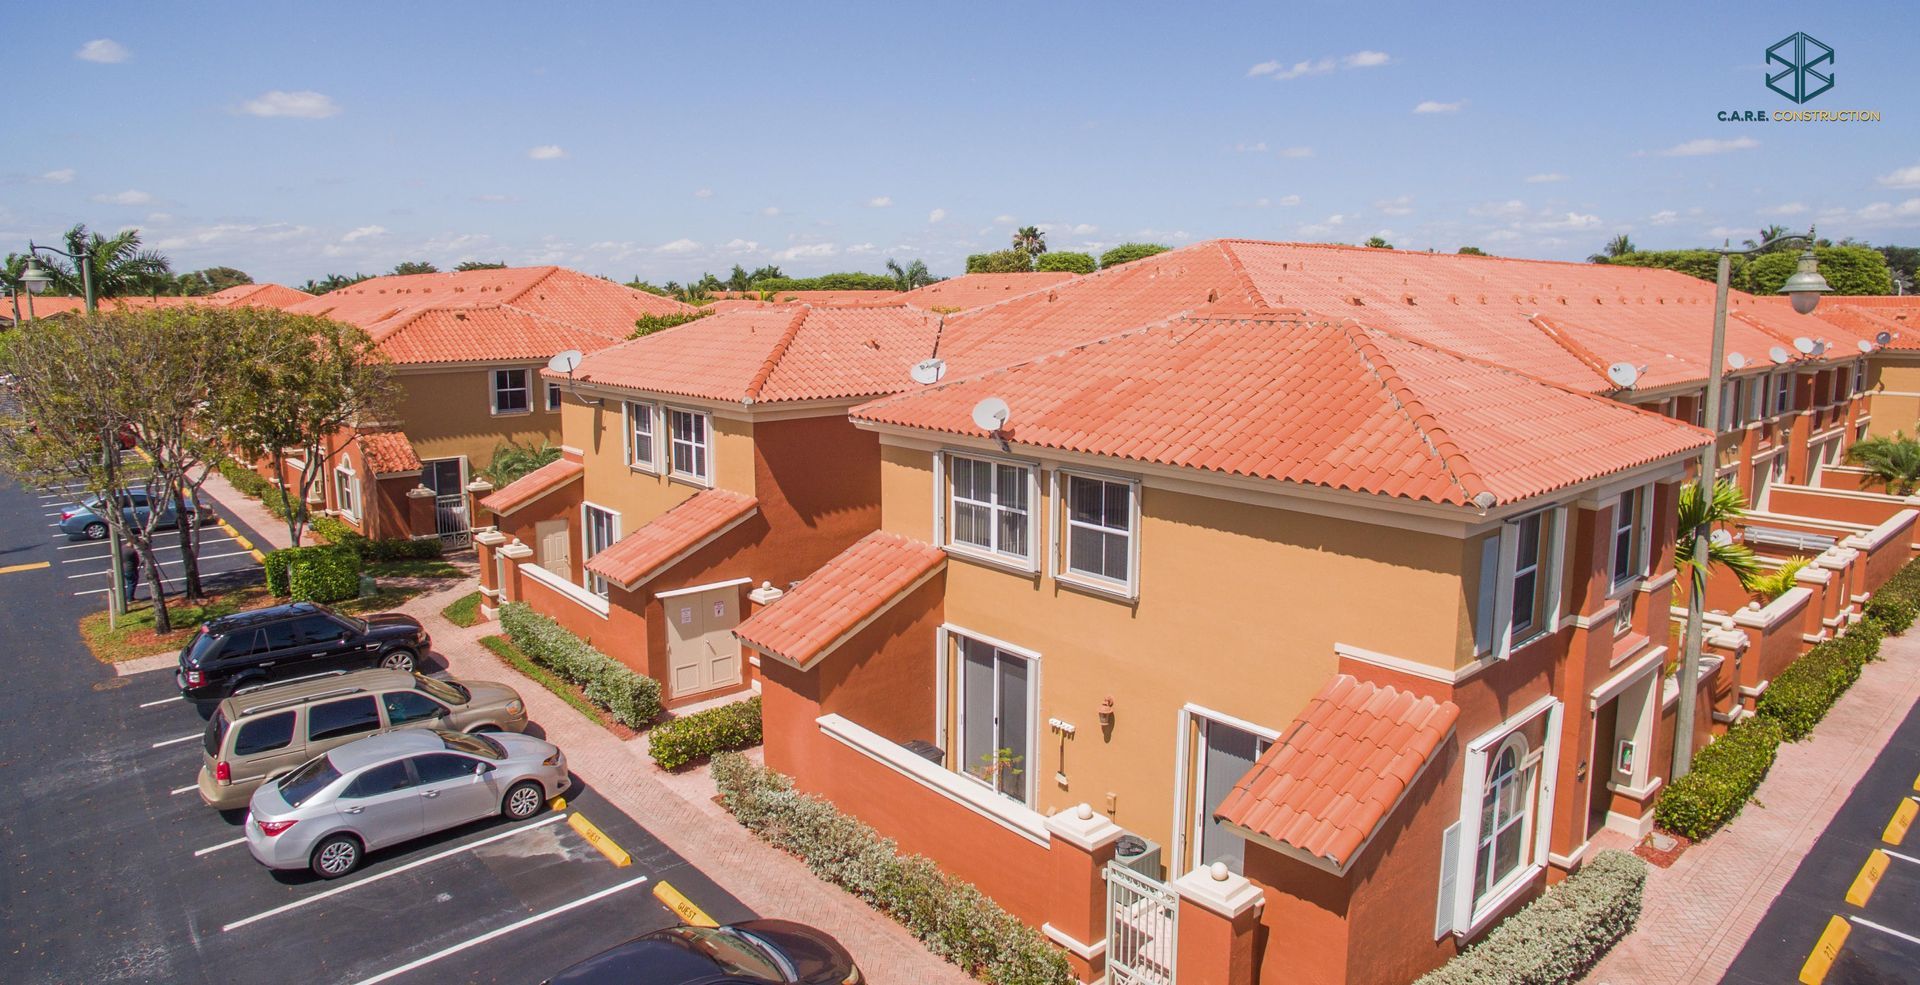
xmin=1111 ymin=834 xmax=1163 ymax=880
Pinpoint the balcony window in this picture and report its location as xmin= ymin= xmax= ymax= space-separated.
xmin=582 ymin=503 xmax=619 ymax=597
xmin=1610 ymin=486 xmax=1648 ymax=588
xmin=956 ymin=635 xmax=1033 ymax=804
xmin=1473 ymin=507 xmax=1564 ymax=658
xmin=667 ymin=408 xmax=710 ymax=483
xmin=491 ymin=368 xmax=530 ymax=415
xmin=948 ymin=455 xmax=1032 ymax=563
xmin=1062 ymin=473 xmax=1134 ymax=590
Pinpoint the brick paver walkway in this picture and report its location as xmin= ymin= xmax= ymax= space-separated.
xmin=1584 ymin=628 xmax=1920 ymax=984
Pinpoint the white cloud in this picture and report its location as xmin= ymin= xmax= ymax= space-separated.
xmin=1344 ymin=51 xmax=1391 ymax=68
xmin=761 ymin=206 xmax=781 ymax=217
xmin=1524 ymin=172 xmax=1567 ymax=183
xmin=35 ymin=168 xmax=76 ymax=184
xmin=75 ymin=39 xmax=128 ymax=63
xmin=867 ymin=196 xmax=893 ymax=208
xmin=473 ymin=193 xmax=515 ymax=203
xmin=527 ymin=145 xmax=567 ymax=160
xmin=1544 ymin=212 xmax=1602 ymax=230
xmin=1414 ymin=100 xmax=1464 ymax=114
xmin=1762 ymin=202 xmax=1808 ymax=216
xmin=1648 ymin=210 xmax=1679 ymax=225
xmin=240 ymin=90 xmax=341 ymax=119
xmin=1071 ymin=223 xmax=1099 ymax=235
xmin=1877 ymin=164 xmax=1920 ymax=189
xmin=1655 ymin=136 xmax=1759 ymax=157
xmin=1246 ymin=60 xmax=1283 ymax=78
xmin=655 ymin=238 xmax=701 ymax=254
xmin=774 ymin=242 xmax=837 ymax=261
xmin=846 ymin=243 xmax=878 ymax=255
xmin=1276 ymin=146 xmax=1314 ymax=159
xmin=721 ymin=239 xmax=759 ymax=254
xmin=341 ymin=225 xmax=386 ymax=242
xmin=1233 ymin=141 xmax=1268 ymax=153
xmin=1253 ymin=194 xmax=1301 ymax=208
xmin=91 ymin=189 xmax=152 ymax=206
xmin=928 ymin=208 xmax=947 ymax=223
xmin=694 ymin=187 xmax=714 ymax=199
xmin=1251 ymin=51 xmax=1391 ymax=81
xmin=993 ymin=215 xmax=1016 ymax=225
xmin=1375 ymin=195 xmax=1415 ymax=216
xmin=1842 ymin=198 xmax=1920 ymax=226
xmin=1470 ymin=199 xmax=1530 ymax=219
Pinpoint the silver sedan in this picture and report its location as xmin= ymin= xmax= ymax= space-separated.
xmin=244 ymin=728 xmax=570 ymax=878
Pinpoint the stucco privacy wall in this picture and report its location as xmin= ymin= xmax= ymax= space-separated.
xmin=392 ymin=366 xmax=565 ymax=471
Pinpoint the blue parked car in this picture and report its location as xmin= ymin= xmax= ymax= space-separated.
xmin=59 ymin=490 xmax=212 ymax=541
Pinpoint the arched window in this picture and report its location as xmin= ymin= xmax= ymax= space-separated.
xmin=1474 ymin=734 xmax=1539 ymax=901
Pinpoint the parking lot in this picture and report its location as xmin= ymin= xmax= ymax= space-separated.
xmin=0 ymin=475 xmax=754 ymax=985
xmin=31 ymin=475 xmax=264 ymax=599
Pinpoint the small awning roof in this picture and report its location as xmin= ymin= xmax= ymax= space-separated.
xmin=583 ymin=489 xmax=757 ymax=590
xmin=733 ymin=531 xmax=945 ymax=669
xmin=478 ymin=458 xmax=583 ymax=515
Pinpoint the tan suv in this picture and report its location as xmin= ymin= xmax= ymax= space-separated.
xmin=197 ymin=669 xmax=528 ymax=810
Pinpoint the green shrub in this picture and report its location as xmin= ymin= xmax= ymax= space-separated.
xmin=309 ymin=513 xmax=357 ymax=546
xmin=263 ymin=547 xmax=297 ymax=597
xmin=711 ymin=753 xmax=1074 ymax=985
xmin=649 ymin=697 xmax=762 ymax=770
xmin=1098 ymin=242 xmax=1170 ymax=268
xmin=217 ymin=458 xmax=303 ymax=522
xmin=287 ymin=545 xmax=362 ymax=603
xmin=498 ymin=602 xmax=662 ymax=727
xmin=1413 ymin=850 xmax=1646 ymax=985
xmin=1653 ymin=717 xmax=1785 ymax=839
xmin=1866 ymin=560 xmax=1920 ymax=634
xmin=308 ymin=512 xmax=444 ymax=562
xmin=1032 ymin=251 xmax=1095 ymax=275
xmin=1756 ymin=626 xmax=1879 ymax=740
xmin=965 ymin=249 xmax=1035 ymax=274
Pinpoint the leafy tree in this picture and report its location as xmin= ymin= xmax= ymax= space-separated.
xmin=1098 ymin=243 xmax=1171 ymax=268
xmin=1846 ymin=432 xmax=1920 ymax=495
xmin=1875 ymin=245 xmax=1917 ymax=294
xmin=966 ymin=250 xmax=1035 ymax=274
xmin=1588 ymin=234 xmax=1636 ymax=262
xmin=724 ymin=265 xmax=753 ymax=292
xmin=1743 ymin=225 xmax=1795 ymax=253
xmin=453 ymin=260 xmax=507 ymax=271
xmin=35 ymin=224 xmax=174 ymax=297
xmin=480 ymin=439 xmax=563 ymax=486
xmin=1364 ymin=236 xmax=1393 ymax=249
xmin=748 ymin=265 xmax=785 ymax=284
xmin=1034 ymin=251 xmax=1096 ymax=275
xmin=632 ymin=309 xmax=712 ymax=338
xmin=1456 ymin=246 xmax=1490 ymax=256
xmin=1595 ymin=249 xmax=1722 ymax=281
xmin=175 ymin=266 xmax=254 ymax=296
xmin=390 ymin=261 xmax=438 ymax=276
xmin=755 ymin=272 xmax=898 ymax=292
xmin=885 ymin=258 xmax=935 ymax=290
xmin=1012 ymin=226 xmax=1047 ymax=256
xmin=627 ymin=280 xmax=674 ymax=298
xmin=300 ymin=272 xmax=373 ymax=294
xmin=1742 ymin=245 xmax=1893 ymax=295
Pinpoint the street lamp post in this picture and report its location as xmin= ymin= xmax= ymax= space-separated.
xmin=1674 ymin=229 xmax=1832 ymax=780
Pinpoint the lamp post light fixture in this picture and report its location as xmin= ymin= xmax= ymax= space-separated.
xmin=1673 ymin=227 xmax=1831 ymax=781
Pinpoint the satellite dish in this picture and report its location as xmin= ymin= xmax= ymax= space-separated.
xmin=546 ymin=350 xmax=584 ymax=374
xmin=1876 ymin=331 xmax=1894 ymax=346
xmin=1859 ymin=339 xmax=1875 ymax=353
xmin=1727 ymin=351 xmax=1748 ymax=369
xmin=1606 ymin=362 xmax=1639 ymax=389
xmin=910 ymin=358 xmax=948 ymax=386
xmin=970 ymin=397 xmax=1011 ymax=432
xmin=1792 ymin=337 xmax=1816 ymax=354
xmin=1768 ymin=346 xmax=1791 ymax=364
xmin=1711 ymin=529 xmax=1732 ymax=548
xmin=1812 ymin=339 xmax=1828 ymax=355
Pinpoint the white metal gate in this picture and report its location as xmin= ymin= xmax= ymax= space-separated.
xmin=1105 ymin=861 xmax=1177 ymax=985
xmin=434 ymin=493 xmax=469 ymax=547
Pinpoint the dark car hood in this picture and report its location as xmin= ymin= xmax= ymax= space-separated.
xmin=363 ymin=613 xmax=423 ymax=635
xmin=735 ymin=920 xmax=851 ymax=983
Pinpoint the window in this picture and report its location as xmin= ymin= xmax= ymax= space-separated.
xmin=546 ymin=381 xmax=563 ymax=411
xmin=383 ymin=690 xmax=448 ymax=727
xmin=289 ymin=615 xmax=345 ymax=646
xmin=1610 ymin=487 xmax=1646 ymax=588
xmin=583 ymin=503 xmax=619 ymax=597
xmin=278 ymin=756 xmax=343 ymax=807
xmin=308 ymin=696 xmax=381 ymax=742
xmin=957 ymin=636 xmax=1032 ymax=803
xmin=262 ymin=621 xmax=299 ymax=653
xmin=233 ymin=712 xmax=296 ymax=756
xmin=1747 ymin=375 xmax=1767 ymax=422
xmin=1772 ymin=372 xmax=1793 ymax=416
xmin=1063 ymin=473 xmax=1133 ymax=587
xmin=1473 ymin=736 xmax=1541 ymax=903
xmin=668 ymin=408 xmax=710 ymax=482
xmin=1190 ymin=716 xmax=1273 ymax=873
xmin=1510 ymin=512 xmax=1548 ymax=637
xmin=343 ymin=761 xmax=414 ymax=799
xmin=333 ymin=464 xmax=359 ymax=521
xmin=627 ymin=402 xmax=656 ymax=473
xmin=410 ymin=753 xmax=482 ymax=785
xmin=492 ymin=368 xmax=530 ymax=414
xmin=1834 ymin=370 xmax=1851 ymax=404
xmin=1854 ymin=360 xmax=1868 ymax=394
xmin=948 ymin=455 xmax=1031 ymax=562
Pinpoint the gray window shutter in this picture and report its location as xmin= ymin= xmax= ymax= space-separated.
xmin=1435 ymin=820 xmax=1462 ymax=939
xmin=1473 ymin=537 xmax=1500 ymax=654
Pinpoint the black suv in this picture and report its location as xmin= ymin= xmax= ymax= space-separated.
xmin=176 ymin=602 xmax=430 ymax=702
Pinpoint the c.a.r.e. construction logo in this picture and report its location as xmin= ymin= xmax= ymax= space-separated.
xmin=1717 ymin=32 xmax=1882 ymax=124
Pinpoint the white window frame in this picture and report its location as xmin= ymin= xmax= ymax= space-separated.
xmin=581 ymin=501 xmax=620 ymax=597
xmin=666 ymin=406 xmax=712 ymax=486
xmin=1482 ymin=506 xmax=1566 ymax=659
xmin=490 ymin=367 xmax=532 ymax=416
xmin=333 ymin=461 xmax=360 ymax=522
xmin=947 ymin=628 xmax=1041 ymax=808
xmin=1747 ymin=374 xmax=1767 ymax=423
xmin=546 ymin=381 xmax=563 ymax=412
xmin=944 ymin=453 xmax=1039 ymax=571
xmin=1473 ymin=734 xmax=1541 ymax=906
xmin=1053 ymin=468 xmax=1140 ymax=599
xmin=1442 ymin=694 xmax=1563 ymax=938
xmin=1854 ymin=359 xmax=1868 ymax=394
xmin=1609 ymin=485 xmax=1652 ymax=591
xmin=1771 ymin=372 xmax=1793 ymax=417
xmin=625 ymin=401 xmax=658 ymax=474
xmin=1172 ymin=704 xmax=1280 ymax=877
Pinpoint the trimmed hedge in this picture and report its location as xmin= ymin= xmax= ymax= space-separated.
xmin=1651 ymin=717 xmax=1786 ymax=840
xmin=1756 ymin=620 xmax=1881 ymax=740
xmin=217 ymin=458 xmax=304 ymax=522
xmin=1413 ymin=849 xmax=1646 ymax=985
xmin=265 ymin=544 xmax=363 ymax=603
xmin=649 ymin=697 xmax=762 ymax=770
xmin=497 ymin=602 xmax=661 ymax=727
xmin=711 ymin=753 xmax=1074 ymax=985
xmin=310 ymin=513 xmax=446 ymax=562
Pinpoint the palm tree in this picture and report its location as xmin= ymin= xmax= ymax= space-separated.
xmin=1845 ymin=432 xmax=1920 ymax=495
xmin=1674 ymin=479 xmax=1762 ymax=596
xmin=1744 ymin=225 xmax=1793 ymax=253
xmin=1364 ymin=236 xmax=1393 ymax=249
xmin=43 ymin=224 xmax=174 ymax=297
xmin=1748 ymin=556 xmax=1813 ymax=602
xmin=1012 ymin=226 xmax=1047 ymax=256
xmin=1588 ymin=234 xmax=1636 ymax=263
xmin=885 ymin=258 xmax=933 ymax=291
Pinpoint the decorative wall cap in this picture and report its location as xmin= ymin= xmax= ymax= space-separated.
xmin=1793 ymin=565 xmax=1831 ymax=585
xmin=1705 ymin=628 xmax=1750 ymax=650
xmin=1171 ymin=863 xmax=1264 ymax=918
xmin=465 ymin=478 xmax=495 ymax=493
xmin=748 ymin=580 xmax=785 ymax=606
xmin=474 ymin=530 xmax=508 ymax=547
xmin=1043 ymin=802 xmax=1124 ymax=852
xmin=499 ymin=541 xmax=533 ymax=559
xmin=406 ymin=484 xmax=436 ymax=499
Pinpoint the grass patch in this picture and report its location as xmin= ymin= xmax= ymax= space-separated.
xmin=479 ymin=634 xmax=609 ymax=729
xmin=366 ymin=558 xmax=464 ymax=579
xmin=441 ymin=591 xmax=482 ymax=628
xmin=78 ymin=584 xmax=433 ymax=664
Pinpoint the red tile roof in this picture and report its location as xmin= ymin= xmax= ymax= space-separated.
xmin=584 ymin=489 xmax=758 ymax=589
xmin=854 ymin=309 xmax=1710 ymax=507
xmin=711 ymin=290 xmax=901 ymax=305
xmin=569 ymin=303 xmax=942 ymax=405
xmin=479 ymin=458 xmax=583 ymax=515
xmin=366 ymin=302 xmax=633 ymax=366
xmin=1214 ymin=674 xmax=1459 ymax=869
xmin=900 ymin=272 xmax=1078 ymax=311
xmin=207 ymin=283 xmax=315 ymax=308
xmin=1820 ymin=298 xmax=1920 ymax=351
xmin=358 ymin=430 xmax=423 ymax=475
xmin=733 ymin=532 xmax=945 ymax=668
xmin=2 ymin=285 xmax=305 ymax=324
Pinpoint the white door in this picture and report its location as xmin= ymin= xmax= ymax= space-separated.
xmin=666 ymin=587 xmax=742 ymax=697
xmin=536 ymin=520 xmax=570 ymax=580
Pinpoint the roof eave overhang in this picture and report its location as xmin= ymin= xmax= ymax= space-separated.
xmin=483 ymin=468 xmax=583 ymax=517
xmin=598 ymin=505 xmax=759 ymax=593
xmin=738 ymin=558 xmax=945 ymax=672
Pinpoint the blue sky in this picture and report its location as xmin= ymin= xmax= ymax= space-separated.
xmin=6 ymin=2 xmax=1917 ymax=285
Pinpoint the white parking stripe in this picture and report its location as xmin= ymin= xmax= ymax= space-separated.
xmin=151 ymin=734 xmax=201 ymax=749
xmin=1884 ymin=848 xmax=1920 ymax=866
xmin=171 ymin=784 xmax=197 ymax=796
xmin=64 ymin=536 xmax=240 ymax=563
xmin=69 ymin=550 xmax=255 ymax=578
xmin=221 ymin=812 xmax=571 ymax=933
xmin=343 ymin=874 xmax=652 ymax=985
xmin=194 ymin=837 xmax=247 ymax=858
xmin=139 ymin=696 xmax=183 ymax=708
xmin=1851 ymin=915 xmax=1920 ymax=947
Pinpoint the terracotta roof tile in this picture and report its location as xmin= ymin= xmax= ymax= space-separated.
xmin=358 ymin=431 xmax=423 ymax=475
xmin=900 ymin=272 xmax=1078 ymax=311
xmin=1214 ymin=674 xmax=1459 ymax=869
xmin=207 ymin=283 xmax=315 ymax=308
xmin=478 ymin=458 xmax=583 ymax=515
xmin=733 ymin=531 xmax=946 ymax=668
xmin=583 ymin=489 xmax=757 ymax=589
